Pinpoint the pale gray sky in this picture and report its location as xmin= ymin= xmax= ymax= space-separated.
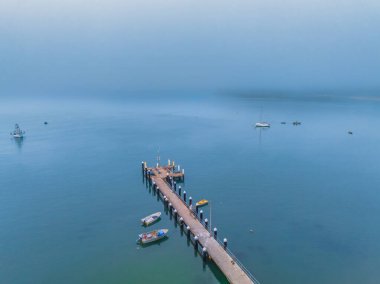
xmin=1 ymin=0 xmax=379 ymax=95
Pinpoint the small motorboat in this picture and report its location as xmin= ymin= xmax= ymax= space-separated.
xmin=138 ymin=229 xmax=168 ymax=244
xmin=196 ymin=199 xmax=209 ymax=207
xmin=348 ymin=131 xmax=353 ymax=135
xmin=281 ymin=121 xmax=286 ymax=125
xmin=141 ymin=212 xmax=161 ymax=226
xmin=11 ymin=124 xmax=25 ymax=138
xmin=293 ymin=121 xmax=301 ymax=125
xmin=255 ymin=122 xmax=270 ymax=128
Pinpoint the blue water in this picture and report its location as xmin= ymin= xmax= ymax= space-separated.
xmin=1 ymin=93 xmax=380 ymax=283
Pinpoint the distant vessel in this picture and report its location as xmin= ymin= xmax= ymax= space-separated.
xmin=255 ymin=107 xmax=270 ymax=128
xmin=255 ymin=122 xmax=270 ymax=128
xmin=293 ymin=121 xmax=301 ymax=125
xmin=141 ymin=212 xmax=161 ymax=226
xmin=138 ymin=229 xmax=168 ymax=244
xmin=196 ymin=199 xmax=209 ymax=207
xmin=11 ymin=124 xmax=25 ymax=138
xmin=348 ymin=131 xmax=353 ymax=135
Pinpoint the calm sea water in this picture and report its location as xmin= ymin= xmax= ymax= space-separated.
xmin=1 ymin=93 xmax=380 ymax=284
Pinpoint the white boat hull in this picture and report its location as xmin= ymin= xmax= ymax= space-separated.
xmin=141 ymin=212 xmax=161 ymax=226
xmin=255 ymin=122 xmax=270 ymax=127
xmin=139 ymin=229 xmax=168 ymax=244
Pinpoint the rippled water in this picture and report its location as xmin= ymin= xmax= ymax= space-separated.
xmin=1 ymin=93 xmax=380 ymax=283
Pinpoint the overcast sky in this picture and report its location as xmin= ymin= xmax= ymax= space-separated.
xmin=1 ymin=0 xmax=379 ymax=95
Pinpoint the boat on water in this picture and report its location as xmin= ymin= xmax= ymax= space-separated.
xmin=196 ymin=199 xmax=209 ymax=207
xmin=138 ymin=229 xmax=168 ymax=244
xmin=11 ymin=124 xmax=25 ymax=138
xmin=255 ymin=107 xmax=270 ymax=128
xmin=255 ymin=122 xmax=270 ymax=128
xmin=293 ymin=121 xmax=301 ymax=125
xmin=141 ymin=212 xmax=161 ymax=226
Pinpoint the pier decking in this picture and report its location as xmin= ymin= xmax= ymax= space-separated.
xmin=143 ymin=163 xmax=258 ymax=284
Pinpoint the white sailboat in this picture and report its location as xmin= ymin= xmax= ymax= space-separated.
xmin=255 ymin=122 xmax=270 ymax=128
xmin=255 ymin=108 xmax=270 ymax=128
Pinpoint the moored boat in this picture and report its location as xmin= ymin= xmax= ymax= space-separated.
xmin=11 ymin=124 xmax=25 ymax=138
xmin=138 ymin=229 xmax=168 ymax=244
xmin=255 ymin=122 xmax=270 ymax=128
xmin=141 ymin=212 xmax=161 ymax=226
xmin=196 ymin=199 xmax=209 ymax=207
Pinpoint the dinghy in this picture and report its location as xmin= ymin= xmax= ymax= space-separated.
xmin=195 ymin=199 xmax=209 ymax=207
xmin=141 ymin=212 xmax=161 ymax=226
xmin=138 ymin=229 xmax=168 ymax=244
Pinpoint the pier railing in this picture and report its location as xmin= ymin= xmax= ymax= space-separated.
xmin=153 ymin=176 xmax=261 ymax=284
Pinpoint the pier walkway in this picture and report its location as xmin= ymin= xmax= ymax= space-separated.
xmin=145 ymin=164 xmax=257 ymax=284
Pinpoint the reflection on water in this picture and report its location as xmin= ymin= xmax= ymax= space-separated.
xmin=12 ymin=137 xmax=24 ymax=150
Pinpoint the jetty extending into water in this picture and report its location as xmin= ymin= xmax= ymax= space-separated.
xmin=142 ymin=161 xmax=260 ymax=284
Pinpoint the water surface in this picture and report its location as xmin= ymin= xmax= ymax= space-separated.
xmin=1 ymin=93 xmax=380 ymax=283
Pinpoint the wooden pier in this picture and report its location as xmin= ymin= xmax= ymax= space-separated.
xmin=142 ymin=162 xmax=259 ymax=284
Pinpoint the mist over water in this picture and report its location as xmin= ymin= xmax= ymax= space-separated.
xmin=1 ymin=0 xmax=380 ymax=94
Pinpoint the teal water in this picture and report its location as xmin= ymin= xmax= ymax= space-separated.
xmin=1 ymin=93 xmax=380 ymax=283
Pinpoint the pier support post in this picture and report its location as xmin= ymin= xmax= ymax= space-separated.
xmin=183 ymin=191 xmax=187 ymax=202
xmin=178 ymin=186 xmax=182 ymax=196
xmin=204 ymin=218 xmax=208 ymax=228
xmin=189 ymin=197 xmax=192 ymax=206
xmin=213 ymin=228 xmax=217 ymax=239
xmin=202 ymin=247 xmax=208 ymax=260
xmin=169 ymin=203 xmax=172 ymax=213
xmin=223 ymin=238 xmax=228 ymax=249
xmin=200 ymin=210 xmax=203 ymax=221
